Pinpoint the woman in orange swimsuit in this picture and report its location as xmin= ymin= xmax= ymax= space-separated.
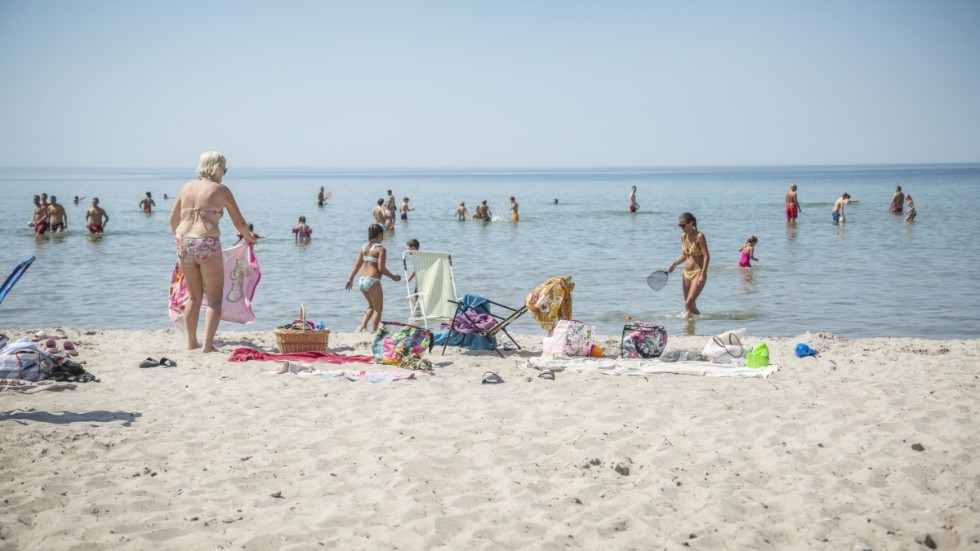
xmin=170 ymin=151 xmax=255 ymax=353
xmin=667 ymin=212 xmax=709 ymax=317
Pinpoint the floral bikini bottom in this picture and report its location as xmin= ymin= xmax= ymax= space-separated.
xmin=175 ymin=234 xmax=222 ymax=265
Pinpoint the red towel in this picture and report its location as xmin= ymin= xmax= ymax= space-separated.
xmin=227 ymin=347 xmax=373 ymax=364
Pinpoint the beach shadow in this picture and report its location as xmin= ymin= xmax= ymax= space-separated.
xmin=0 ymin=409 xmax=141 ymax=426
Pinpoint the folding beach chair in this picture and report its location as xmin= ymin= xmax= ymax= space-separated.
xmin=442 ymin=293 xmax=528 ymax=358
xmin=403 ymin=250 xmax=459 ymax=328
xmin=0 ymin=256 xmax=36 ymax=305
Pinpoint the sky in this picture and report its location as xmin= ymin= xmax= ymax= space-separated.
xmin=1 ymin=0 xmax=979 ymax=169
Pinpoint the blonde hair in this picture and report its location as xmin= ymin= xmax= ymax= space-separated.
xmin=197 ymin=151 xmax=226 ymax=180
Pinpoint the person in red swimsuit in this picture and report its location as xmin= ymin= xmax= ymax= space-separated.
xmin=785 ymin=184 xmax=802 ymax=221
xmin=85 ymin=197 xmax=109 ymax=234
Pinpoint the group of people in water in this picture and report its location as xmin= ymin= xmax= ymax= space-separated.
xmin=28 ymin=193 xmax=110 ymax=236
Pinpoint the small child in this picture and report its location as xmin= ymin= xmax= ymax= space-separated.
xmin=905 ymin=195 xmax=917 ymax=222
xmin=738 ymin=236 xmax=759 ymax=268
xmin=292 ymin=216 xmax=312 ymax=243
xmin=235 ymin=223 xmax=262 ymax=245
xmin=406 ymin=239 xmax=420 ymax=283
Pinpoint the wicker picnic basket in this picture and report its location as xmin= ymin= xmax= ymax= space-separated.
xmin=274 ymin=305 xmax=330 ymax=353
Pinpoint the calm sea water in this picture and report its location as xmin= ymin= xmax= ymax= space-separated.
xmin=2 ymin=165 xmax=979 ymax=339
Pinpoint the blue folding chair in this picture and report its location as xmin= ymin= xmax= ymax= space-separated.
xmin=0 ymin=256 xmax=36 ymax=305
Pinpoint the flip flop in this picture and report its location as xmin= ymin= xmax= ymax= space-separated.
xmin=159 ymin=358 xmax=177 ymax=367
xmin=139 ymin=358 xmax=161 ymax=368
xmin=44 ymin=338 xmax=61 ymax=355
xmin=482 ymin=371 xmax=504 ymax=384
xmin=538 ymin=368 xmax=555 ymax=380
xmin=62 ymin=340 xmax=78 ymax=356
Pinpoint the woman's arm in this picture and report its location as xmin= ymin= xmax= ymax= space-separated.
xmin=222 ymin=188 xmax=255 ymax=244
xmin=376 ymin=248 xmax=401 ymax=281
xmin=169 ymin=194 xmax=182 ymax=233
xmin=698 ymin=233 xmax=710 ymax=282
xmin=346 ymin=251 xmax=364 ymax=290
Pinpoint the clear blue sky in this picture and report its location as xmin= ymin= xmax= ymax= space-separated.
xmin=1 ymin=0 xmax=978 ymax=168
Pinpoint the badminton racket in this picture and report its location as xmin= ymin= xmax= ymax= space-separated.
xmin=646 ymin=269 xmax=670 ymax=291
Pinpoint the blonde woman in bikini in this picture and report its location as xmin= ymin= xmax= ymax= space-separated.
xmin=170 ymin=151 xmax=255 ymax=353
xmin=667 ymin=212 xmax=709 ymax=318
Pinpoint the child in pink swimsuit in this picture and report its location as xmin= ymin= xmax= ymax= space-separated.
xmin=738 ymin=236 xmax=759 ymax=268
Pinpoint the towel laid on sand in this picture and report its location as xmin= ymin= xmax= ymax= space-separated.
xmin=228 ymin=347 xmax=373 ymax=364
xmin=274 ymin=361 xmax=423 ymax=382
xmin=525 ymin=357 xmax=780 ymax=379
xmin=0 ymin=379 xmax=78 ymax=393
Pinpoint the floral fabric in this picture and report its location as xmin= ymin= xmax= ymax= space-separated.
xmin=525 ymin=276 xmax=574 ymax=333
xmin=372 ymin=322 xmax=434 ymax=368
xmin=621 ymin=322 xmax=668 ymax=359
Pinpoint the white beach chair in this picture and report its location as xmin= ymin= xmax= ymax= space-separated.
xmin=403 ymin=250 xmax=459 ymax=328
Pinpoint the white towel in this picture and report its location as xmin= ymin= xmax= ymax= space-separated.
xmin=524 ymin=356 xmax=779 ymax=379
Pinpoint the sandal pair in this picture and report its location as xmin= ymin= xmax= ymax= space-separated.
xmin=139 ymin=357 xmax=177 ymax=368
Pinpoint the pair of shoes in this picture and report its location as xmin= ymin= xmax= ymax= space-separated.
xmin=139 ymin=357 xmax=177 ymax=368
xmin=482 ymin=371 xmax=504 ymax=384
xmin=538 ymin=368 xmax=555 ymax=380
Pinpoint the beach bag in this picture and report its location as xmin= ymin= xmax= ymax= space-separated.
xmin=621 ymin=322 xmax=667 ymax=359
xmin=543 ymin=320 xmax=594 ymax=357
xmin=702 ymin=329 xmax=748 ymax=364
xmin=372 ymin=321 xmax=434 ymax=368
xmin=0 ymin=350 xmax=44 ymax=382
xmin=745 ymin=343 xmax=770 ymax=368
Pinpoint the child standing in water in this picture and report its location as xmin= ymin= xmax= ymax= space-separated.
xmin=346 ymin=224 xmax=401 ymax=332
xmin=292 ymin=216 xmax=312 ymax=243
xmin=905 ymin=195 xmax=917 ymax=222
xmin=738 ymin=236 xmax=759 ymax=267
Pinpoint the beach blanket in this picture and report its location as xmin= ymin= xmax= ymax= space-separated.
xmin=169 ymin=243 xmax=261 ymax=328
xmin=525 ymin=356 xmax=780 ymax=379
xmin=273 ymin=361 xmax=423 ymax=382
xmin=227 ymin=347 xmax=373 ymax=364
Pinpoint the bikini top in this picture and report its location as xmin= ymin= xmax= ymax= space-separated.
xmin=363 ymin=242 xmax=382 ymax=263
xmin=182 ymin=206 xmax=224 ymax=219
xmin=683 ymin=235 xmax=703 ymax=257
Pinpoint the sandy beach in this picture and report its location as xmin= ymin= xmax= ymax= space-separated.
xmin=1 ymin=327 xmax=978 ymax=550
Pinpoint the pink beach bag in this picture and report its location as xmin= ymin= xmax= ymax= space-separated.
xmin=542 ymin=319 xmax=595 ymax=357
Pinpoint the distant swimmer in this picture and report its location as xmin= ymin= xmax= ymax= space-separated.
xmin=139 ymin=191 xmax=155 ymax=213
xmin=629 ymin=186 xmax=639 ymax=213
xmin=292 ymin=216 xmax=312 ymax=243
xmin=832 ymin=193 xmax=850 ymax=224
xmin=399 ymin=197 xmax=413 ymax=221
xmin=455 ymin=201 xmax=468 ymax=221
xmin=890 ymin=186 xmax=905 ymax=213
xmin=85 ymin=197 xmax=109 ymax=234
xmin=473 ymin=200 xmax=491 ymax=221
xmin=785 ymin=184 xmax=801 ymax=221
xmin=384 ymin=189 xmax=397 ymax=221
xmin=73 ymin=195 xmax=85 ymax=205
xmin=905 ymin=194 xmax=917 ymax=222
xmin=510 ymin=196 xmax=519 ymax=222
xmin=372 ymin=198 xmax=387 ymax=225
xmin=318 ymin=186 xmax=327 ymax=207
xmin=235 ymin=223 xmax=262 ymax=245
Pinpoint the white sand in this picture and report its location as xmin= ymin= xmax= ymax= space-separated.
xmin=1 ymin=327 xmax=978 ymax=550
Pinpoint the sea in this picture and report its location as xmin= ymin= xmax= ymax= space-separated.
xmin=2 ymin=164 xmax=979 ymax=340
